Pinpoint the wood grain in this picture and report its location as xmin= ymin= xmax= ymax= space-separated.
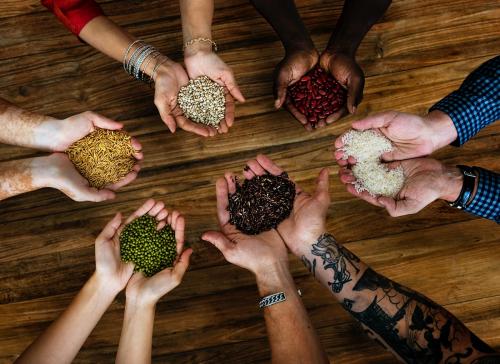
xmin=0 ymin=0 xmax=499 ymax=363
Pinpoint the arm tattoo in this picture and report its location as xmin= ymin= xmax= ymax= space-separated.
xmin=309 ymin=233 xmax=360 ymax=293
xmin=304 ymin=233 xmax=496 ymax=363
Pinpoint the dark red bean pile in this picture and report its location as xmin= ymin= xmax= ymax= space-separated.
xmin=288 ymin=66 xmax=347 ymax=126
xmin=228 ymin=173 xmax=296 ymax=235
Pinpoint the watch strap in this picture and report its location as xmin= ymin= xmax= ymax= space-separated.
xmin=449 ymin=165 xmax=477 ymax=209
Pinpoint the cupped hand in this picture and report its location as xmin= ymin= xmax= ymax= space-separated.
xmin=202 ymin=166 xmax=288 ymax=276
xmin=333 ymin=111 xmax=458 ymax=165
xmin=124 ymin=199 xmax=193 ymax=308
xmin=94 ymin=212 xmax=135 ymax=294
xmin=243 ymin=155 xmax=331 ymax=257
xmin=338 ymin=158 xmax=463 ymax=217
xmin=154 ymin=60 xmax=219 ymax=137
xmin=184 ymin=48 xmax=245 ymax=135
xmin=319 ymin=50 xmax=364 ymax=120
xmin=274 ymin=49 xmax=319 ymax=130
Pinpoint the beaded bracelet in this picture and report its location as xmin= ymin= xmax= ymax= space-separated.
xmin=183 ymin=37 xmax=218 ymax=52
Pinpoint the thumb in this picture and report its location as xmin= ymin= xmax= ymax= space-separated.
xmin=172 ymin=248 xmax=193 ymax=279
xmin=98 ymin=213 xmax=122 ymax=241
xmin=273 ymin=69 xmax=290 ymax=109
xmin=85 ymin=111 xmax=123 ymax=131
xmin=154 ymin=96 xmax=177 ymax=133
xmin=220 ymin=71 xmax=245 ymax=103
xmin=346 ymin=75 xmax=364 ymax=114
xmin=313 ymin=168 xmax=330 ymax=203
xmin=202 ymin=231 xmax=234 ymax=254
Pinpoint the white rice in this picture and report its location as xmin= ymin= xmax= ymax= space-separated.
xmin=341 ymin=130 xmax=405 ymax=197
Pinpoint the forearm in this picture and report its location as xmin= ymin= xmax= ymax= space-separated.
xmin=327 ymin=0 xmax=391 ymax=56
xmin=116 ymin=301 xmax=155 ymax=364
xmin=180 ymin=0 xmax=213 ymax=43
xmin=16 ymin=273 xmax=118 ymax=364
xmin=0 ymin=98 xmax=61 ymax=150
xmin=255 ymin=263 xmax=328 ymax=364
xmin=0 ymin=157 xmax=52 ymax=201
xmin=300 ymin=233 xmax=495 ymax=363
xmin=249 ymin=0 xmax=314 ymax=53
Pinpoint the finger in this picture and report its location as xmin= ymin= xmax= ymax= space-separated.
xmin=316 ymin=119 xmax=327 ymax=128
xmin=255 ymin=154 xmax=284 ymax=176
xmin=202 ymin=231 xmax=233 ymax=254
xmin=351 ymin=111 xmax=398 ymax=131
xmin=173 ymin=214 xmax=185 ymax=254
xmin=105 ymin=167 xmax=140 ymax=191
xmin=97 ymin=212 xmax=122 ymax=241
xmin=86 ymin=112 xmax=123 ymax=131
xmin=345 ymin=184 xmax=383 ymax=207
xmin=346 ymin=75 xmax=364 ymax=114
xmin=176 ymin=115 xmax=211 ymax=137
xmin=314 ymin=168 xmax=330 ymax=199
xmin=130 ymin=138 xmax=144 ymax=160
xmin=246 ymin=160 xmax=266 ymax=176
xmin=220 ymin=72 xmax=245 ymax=103
xmin=325 ymin=107 xmax=348 ymax=124
xmin=224 ymin=90 xmax=235 ymax=127
xmin=172 ymin=248 xmax=193 ymax=279
xmin=157 ymin=208 xmax=168 ymax=222
xmin=243 ymin=166 xmax=255 ymax=180
xmin=156 ymin=220 xmax=167 ymax=231
xmin=224 ymin=172 xmax=237 ymax=194
xmin=148 ymin=201 xmax=165 ymax=217
xmin=216 ymin=177 xmax=231 ymax=226
xmin=285 ymin=98 xmax=308 ymax=126
xmin=125 ymin=198 xmax=156 ymax=224
xmin=154 ymin=98 xmax=177 ymax=133
xmin=218 ymin=119 xmax=229 ymax=134
xmin=339 ymin=167 xmax=356 ymax=184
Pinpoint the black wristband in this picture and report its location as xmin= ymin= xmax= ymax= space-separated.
xmin=448 ymin=165 xmax=477 ymax=209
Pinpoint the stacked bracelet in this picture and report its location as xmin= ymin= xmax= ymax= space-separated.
xmin=123 ymin=40 xmax=168 ymax=84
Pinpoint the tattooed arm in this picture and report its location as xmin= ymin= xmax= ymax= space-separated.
xmin=248 ymin=154 xmax=499 ymax=364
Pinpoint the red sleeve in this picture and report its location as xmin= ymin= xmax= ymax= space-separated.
xmin=42 ymin=0 xmax=104 ymax=35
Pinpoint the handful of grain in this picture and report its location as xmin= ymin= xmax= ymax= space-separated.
xmin=66 ymin=128 xmax=136 ymax=189
xmin=177 ymin=75 xmax=225 ymax=128
xmin=120 ymin=215 xmax=177 ymax=277
xmin=341 ymin=129 xmax=405 ymax=197
xmin=228 ymin=173 xmax=296 ymax=235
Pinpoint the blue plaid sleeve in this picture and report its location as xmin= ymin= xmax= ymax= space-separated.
xmin=464 ymin=168 xmax=500 ymax=223
xmin=429 ymin=56 xmax=500 ymax=146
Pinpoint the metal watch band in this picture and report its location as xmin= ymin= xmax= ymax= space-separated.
xmin=259 ymin=292 xmax=286 ymax=308
xmin=449 ymin=165 xmax=477 ymax=209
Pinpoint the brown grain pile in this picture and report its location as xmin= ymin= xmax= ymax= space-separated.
xmin=66 ymin=128 xmax=136 ymax=189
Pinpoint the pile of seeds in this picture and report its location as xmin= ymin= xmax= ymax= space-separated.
xmin=66 ymin=128 xmax=136 ymax=189
xmin=120 ymin=215 xmax=177 ymax=277
xmin=288 ymin=66 xmax=346 ymax=127
xmin=177 ymin=75 xmax=225 ymax=128
xmin=228 ymin=173 xmax=296 ymax=235
xmin=341 ymin=129 xmax=405 ymax=197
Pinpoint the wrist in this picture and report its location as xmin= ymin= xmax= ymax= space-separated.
xmin=87 ymin=273 xmax=121 ymax=301
xmin=30 ymin=155 xmax=57 ymax=189
xmin=425 ymin=110 xmax=458 ymax=152
xmin=184 ymin=41 xmax=213 ymax=58
xmin=33 ymin=117 xmax=65 ymax=151
xmin=255 ymin=261 xmax=294 ymax=297
xmin=125 ymin=293 xmax=157 ymax=311
xmin=439 ymin=165 xmax=464 ymax=202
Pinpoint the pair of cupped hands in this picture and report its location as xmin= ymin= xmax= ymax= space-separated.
xmin=275 ymin=47 xmax=364 ymax=130
xmin=334 ymin=110 xmax=462 ymax=217
xmin=93 ymin=155 xmax=330 ymax=306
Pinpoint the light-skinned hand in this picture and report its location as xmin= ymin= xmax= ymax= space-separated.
xmin=202 ymin=166 xmax=288 ymax=276
xmin=338 ymin=158 xmax=464 ymax=217
xmin=241 ymin=155 xmax=331 ymax=258
xmin=184 ymin=46 xmax=245 ymax=136
xmin=274 ymin=49 xmax=319 ymax=130
xmin=319 ymin=50 xmax=363 ymax=119
xmin=333 ymin=110 xmax=458 ymax=165
xmin=124 ymin=199 xmax=192 ymax=308
xmin=34 ymin=153 xmax=141 ymax=202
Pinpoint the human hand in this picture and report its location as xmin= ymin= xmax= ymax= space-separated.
xmin=334 ymin=110 xmax=458 ymax=165
xmin=319 ymin=50 xmax=363 ymax=119
xmin=201 ymin=163 xmax=288 ymax=276
xmin=239 ymin=155 xmax=331 ymax=258
xmin=184 ymin=45 xmax=245 ymax=135
xmin=274 ymin=49 xmax=319 ymax=130
xmin=124 ymin=199 xmax=192 ymax=308
xmin=338 ymin=158 xmax=464 ymax=217
xmin=154 ymin=60 xmax=220 ymax=137
xmin=34 ymin=153 xmax=140 ymax=202
xmin=94 ymin=212 xmax=135 ymax=295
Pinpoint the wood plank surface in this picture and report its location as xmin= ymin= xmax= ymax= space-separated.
xmin=0 ymin=0 xmax=499 ymax=363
